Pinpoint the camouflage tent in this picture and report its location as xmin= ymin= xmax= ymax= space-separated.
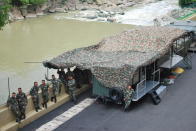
xmin=43 ymin=26 xmax=187 ymax=88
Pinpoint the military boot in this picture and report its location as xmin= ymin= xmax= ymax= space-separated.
xmin=16 ymin=117 xmax=21 ymax=123
xmin=45 ymin=103 xmax=47 ymax=109
xmin=51 ymin=97 xmax=54 ymax=102
xmin=42 ymin=103 xmax=45 ymax=108
xmin=54 ymin=96 xmax=57 ymax=103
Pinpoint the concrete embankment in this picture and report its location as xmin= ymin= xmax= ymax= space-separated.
xmin=0 ymin=85 xmax=90 ymax=131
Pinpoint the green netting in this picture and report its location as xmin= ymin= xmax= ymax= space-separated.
xmin=43 ymin=26 xmax=187 ymax=88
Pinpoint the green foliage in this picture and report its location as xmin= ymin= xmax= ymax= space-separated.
xmin=0 ymin=0 xmax=10 ymax=29
xmin=29 ymin=0 xmax=46 ymax=5
xmin=11 ymin=0 xmax=46 ymax=6
xmin=20 ymin=0 xmax=30 ymax=5
xmin=179 ymin=0 xmax=196 ymax=7
xmin=62 ymin=0 xmax=68 ymax=4
xmin=179 ymin=0 xmax=185 ymax=7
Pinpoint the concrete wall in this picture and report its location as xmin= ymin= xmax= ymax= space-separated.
xmin=0 ymin=85 xmax=90 ymax=131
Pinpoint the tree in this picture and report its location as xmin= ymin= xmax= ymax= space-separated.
xmin=179 ymin=0 xmax=196 ymax=7
xmin=0 ymin=0 xmax=47 ymax=29
xmin=29 ymin=0 xmax=46 ymax=5
xmin=0 ymin=0 xmax=10 ymax=30
xmin=179 ymin=0 xmax=186 ymax=7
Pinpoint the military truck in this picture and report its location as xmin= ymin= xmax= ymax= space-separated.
xmin=44 ymin=26 xmax=194 ymax=107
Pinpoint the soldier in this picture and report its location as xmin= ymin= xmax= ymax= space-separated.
xmin=39 ymin=80 xmax=49 ymax=109
xmin=16 ymin=88 xmax=28 ymax=120
xmin=30 ymin=82 xmax=41 ymax=112
xmin=45 ymin=74 xmax=62 ymax=103
xmin=67 ymin=76 xmax=77 ymax=103
xmin=64 ymin=68 xmax=75 ymax=93
xmin=123 ymin=85 xmax=134 ymax=111
xmin=57 ymin=68 xmax=66 ymax=81
xmin=7 ymin=92 xmax=21 ymax=122
xmin=57 ymin=68 xmax=66 ymax=93
xmin=66 ymin=68 xmax=75 ymax=78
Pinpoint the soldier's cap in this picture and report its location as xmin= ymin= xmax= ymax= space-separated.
xmin=12 ymin=92 xmax=16 ymax=94
xmin=42 ymin=80 xmax=45 ymax=81
xmin=52 ymin=74 xmax=55 ymax=76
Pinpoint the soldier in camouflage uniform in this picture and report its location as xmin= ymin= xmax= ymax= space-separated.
xmin=7 ymin=92 xmax=21 ymax=122
xmin=66 ymin=68 xmax=75 ymax=78
xmin=67 ymin=76 xmax=77 ymax=103
xmin=57 ymin=68 xmax=66 ymax=93
xmin=123 ymin=85 xmax=134 ymax=110
xmin=45 ymin=74 xmax=62 ymax=103
xmin=39 ymin=80 xmax=49 ymax=109
xmin=30 ymin=82 xmax=41 ymax=112
xmin=16 ymin=88 xmax=28 ymax=119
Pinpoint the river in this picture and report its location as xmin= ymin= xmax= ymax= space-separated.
xmin=0 ymin=13 xmax=133 ymax=105
xmin=114 ymin=0 xmax=179 ymax=25
xmin=0 ymin=0 xmax=192 ymax=105
xmin=65 ymin=0 xmax=179 ymax=26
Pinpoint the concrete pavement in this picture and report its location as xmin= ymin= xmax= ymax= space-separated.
xmin=21 ymin=55 xmax=196 ymax=131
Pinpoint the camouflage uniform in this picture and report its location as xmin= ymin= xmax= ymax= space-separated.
xmin=57 ymin=69 xmax=66 ymax=92
xmin=66 ymin=70 xmax=75 ymax=78
xmin=46 ymin=77 xmax=62 ymax=103
xmin=7 ymin=96 xmax=21 ymax=122
xmin=16 ymin=92 xmax=28 ymax=119
xmin=123 ymin=88 xmax=134 ymax=110
xmin=39 ymin=84 xmax=49 ymax=108
xmin=68 ymin=79 xmax=77 ymax=102
xmin=30 ymin=86 xmax=40 ymax=112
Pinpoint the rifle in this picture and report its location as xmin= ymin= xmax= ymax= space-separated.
xmin=47 ymin=68 xmax=49 ymax=78
xmin=24 ymin=62 xmax=42 ymax=63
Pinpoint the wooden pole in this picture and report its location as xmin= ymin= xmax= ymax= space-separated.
xmin=8 ymin=77 xmax=10 ymax=97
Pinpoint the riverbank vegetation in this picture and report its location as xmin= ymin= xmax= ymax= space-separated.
xmin=0 ymin=0 xmax=47 ymax=29
xmin=11 ymin=0 xmax=46 ymax=6
xmin=0 ymin=0 xmax=10 ymax=29
xmin=179 ymin=0 xmax=196 ymax=7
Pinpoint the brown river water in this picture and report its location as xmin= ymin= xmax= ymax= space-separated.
xmin=0 ymin=13 xmax=133 ymax=105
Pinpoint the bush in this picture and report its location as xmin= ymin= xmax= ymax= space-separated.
xmin=179 ymin=0 xmax=185 ymax=7
xmin=0 ymin=0 xmax=10 ymax=29
xmin=179 ymin=0 xmax=196 ymax=7
xmin=20 ymin=0 xmax=30 ymax=5
xmin=11 ymin=0 xmax=46 ymax=6
xmin=29 ymin=0 xmax=46 ymax=5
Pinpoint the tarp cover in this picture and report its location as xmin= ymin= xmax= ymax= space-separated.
xmin=43 ymin=26 xmax=187 ymax=88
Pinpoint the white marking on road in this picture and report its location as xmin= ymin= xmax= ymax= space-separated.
xmin=36 ymin=98 xmax=95 ymax=131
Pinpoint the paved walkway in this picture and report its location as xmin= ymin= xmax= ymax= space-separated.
xmin=21 ymin=55 xmax=196 ymax=131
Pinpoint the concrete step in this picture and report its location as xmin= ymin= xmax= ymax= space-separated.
xmin=0 ymin=85 xmax=90 ymax=131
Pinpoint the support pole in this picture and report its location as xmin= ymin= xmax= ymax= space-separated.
xmin=8 ymin=77 xmax=10 ymax=97
xmin=47 ymin=68 xmax=49 ymax=78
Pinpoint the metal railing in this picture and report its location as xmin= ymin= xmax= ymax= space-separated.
xmin=134 ymin=68 xmax=160 ymax=101
xmin=136 ymin=79 xmax=146 ymax=99
xmin=152 ymin=69 xmax=160 ymax=86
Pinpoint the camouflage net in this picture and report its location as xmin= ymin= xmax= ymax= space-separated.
xmin=43 ymin=26 xmax=187 ymax=88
